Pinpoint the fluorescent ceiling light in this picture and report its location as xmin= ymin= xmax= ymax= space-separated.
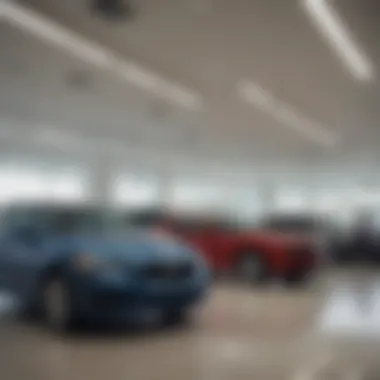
xmin=301 ymin=0 xmax=375 ymax=82
xmin=238 ymin=80 xmax=338 ymax=147
xmin=1 ymin=1 xmax=203 ymax=110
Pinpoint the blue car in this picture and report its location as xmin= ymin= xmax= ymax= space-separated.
xmin=0 ymin=203 xmax=210 ymax=331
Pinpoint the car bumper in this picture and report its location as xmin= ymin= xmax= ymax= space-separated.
xmin=69 ymin=272 xmax=209 ymax=322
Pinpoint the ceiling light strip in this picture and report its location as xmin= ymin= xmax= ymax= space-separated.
xmin=0 ymin=0 xmax=203 ymax=110
xmin=239 ymin=81 xmax=338 ymax=147
xmin=301 ymin=0 xmax=374 ymax=82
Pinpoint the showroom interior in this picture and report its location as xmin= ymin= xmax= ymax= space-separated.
xmin=1 ymin=0 xmax=380 ymax=379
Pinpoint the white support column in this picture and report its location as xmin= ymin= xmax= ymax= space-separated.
xmin=259 ymin=181 xmax=277 ymax=216
xmin=89 ymin=156 xmax=114 ymax=205
xmin=156 ymin=170 xmax=175 ymax=211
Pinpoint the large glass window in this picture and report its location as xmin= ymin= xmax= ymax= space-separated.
xmin=0 ymin=163 xmax=87 ymax=204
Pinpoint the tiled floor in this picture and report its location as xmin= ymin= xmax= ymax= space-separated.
xmin=1 ymin=268 xmax=380 ymax=380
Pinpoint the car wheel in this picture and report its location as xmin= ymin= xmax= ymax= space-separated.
xmin=283 ymin=267 xmax=316 ymax=288
xmin=283 ymin=272 xmax=307 ymax=287
xmin=43 ymin=277 xmax=73 ymax=333
xmin=162 ymin=309 xmax=188 ymax=327
xmin=236 ymin=253 xmax=268 ymax=284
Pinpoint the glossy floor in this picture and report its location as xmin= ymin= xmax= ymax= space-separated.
xmin=1 ymin=268 xmax=380 ymax=380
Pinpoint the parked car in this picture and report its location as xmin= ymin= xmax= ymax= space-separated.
xmin=127 ymin=211 xmax=317 ymax=286
xmin=0 ymin=203 xmax=210 ymax=332
xmin=260 ymin=213 xmax=331 ymax=260
xmin=330 ymin=213 xmax=380 ymax=264
xmin=261 ymin=212 xmax=380 ymax=265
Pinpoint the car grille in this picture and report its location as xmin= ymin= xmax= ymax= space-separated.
xmin=141 ymin=262 xmax=193 ymax=281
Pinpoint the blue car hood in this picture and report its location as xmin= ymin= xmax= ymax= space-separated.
xmin=62 ymin=231 xmax=195 ymax=264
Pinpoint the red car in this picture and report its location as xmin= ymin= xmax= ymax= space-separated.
xmin=160 ymin=216 xmax=317 ymax=285
xmin=127 ymin=210 xmax=317 ymax=285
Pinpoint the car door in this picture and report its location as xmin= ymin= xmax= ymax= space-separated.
xmin=7 ymin=232 xmax=39 ymax=297
xmin=197 ymin=227 xmax=232 ymax=271
xmin=181 ymin=223 xmax=225 ymax=270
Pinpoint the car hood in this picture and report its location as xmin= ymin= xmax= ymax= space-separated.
xmin=61 ymin=231 xmax=196 ymax=264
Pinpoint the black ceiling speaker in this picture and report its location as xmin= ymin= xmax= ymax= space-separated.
xmin=90 ymin=0 xmax=137 ymax=21
xmin=66 ymin=69 xmax=93 ymax=90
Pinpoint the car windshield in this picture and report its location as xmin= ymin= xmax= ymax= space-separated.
xmin=123 ymin=209 xmax=255 ymax=233
xmin=262 ymin=216 xmax=318 ymax=234
xmin=45 ymin=207 xmax=125 ymax=235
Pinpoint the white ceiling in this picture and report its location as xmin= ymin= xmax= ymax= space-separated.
xmin=0 ymin=0 xmax=379 ymax=185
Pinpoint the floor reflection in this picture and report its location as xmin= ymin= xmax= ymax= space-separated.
xmin=1 ymin=270 xmax=380 ymax=379
xmin=318 ymin=270 xmax=380 ymax=337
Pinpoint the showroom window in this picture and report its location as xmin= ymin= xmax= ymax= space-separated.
xmin=0 ymin=164 xmax=88 ymax=204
